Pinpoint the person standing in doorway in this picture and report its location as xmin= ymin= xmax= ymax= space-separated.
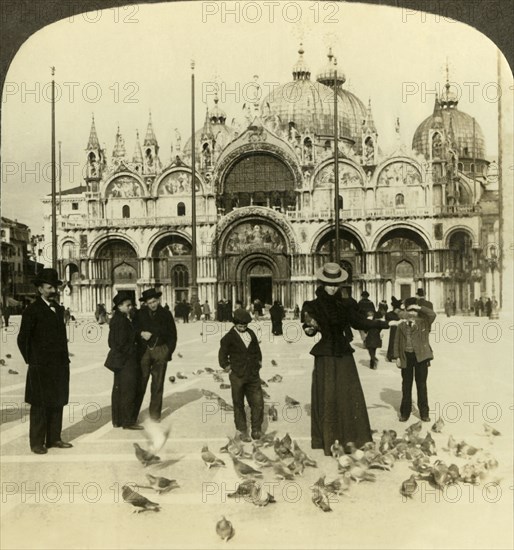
xmin=444 ymin=298 xmax=452 ymax=317
xmin=17 ymin=269 xmax=72 ymax=454
xmin=136 ymin=288 xmax=177 ymax=421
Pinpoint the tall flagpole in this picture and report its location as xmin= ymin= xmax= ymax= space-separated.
xmin=51 ymin=67 xmax=57 ymax=269
xmin=334 ymin=58 xmax=340 ymax=264
xmin=190 ymin=60 xmax=198 ymax=306
xmin=58 ymin=140 xmax=62 ymax=214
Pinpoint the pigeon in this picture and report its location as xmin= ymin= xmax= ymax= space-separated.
xmin=288 ymin=459 xmax=305 ymax=476
xmin=204 ymin=367 xmax=215 ymax=374
xmin=252 ymin=444 xmax=273 ymax=468
xmin=0 ymin=359 xmax=5 ymax=366
xmin=443 ymin=435 xmax=458 ymax=453
xmin=348 ymin=465 xmax=376 ymax=483
xmin=279 ymin=431 xmax=292 ymax=449
xmin=254 ymin=431 xmax=277 ymax=448
xmin=227 ymin=479 xmax=257 ymax=499
xmin=330 ymin=440 xmax=344 ymax=459
xmin=177 ymin=353 xmax=183 ymax=358
xmin=201 ymin=446 xmax=225 ymax=469
xmin=261 ymin=388 xmax=271 ymax=400
xmin=429 ymin=460 xmax=452 ymax=489
xmin=274 ymin=438 xmax=293 ymax=460
xmin=345 ymin=442 xmax=365 ymax=462
xmin=145 ymin=474 xmax=179 ymax=494
xmin=271 ymin=359 xmax=278 ymax=366
xmin=285 ymin=395 xmax=300 ymax=407
xmin=456 ymin=441 xmax=480 ymax=457
xmin=379 ymin=431 xmax=395 ymax=454
xmin=337 ymin=455 xmax=354 ymax=473
xmin=312 ymin=475 xmax=347 ymax=496
xmin=133 ymin=443 xmax=161 ymax=467
xmin=411 ymin=456 xmax=432 ymax=474
xmin=400 ymin=475 xmax=418 ymax=499
xmin=8 ymin=369 xmax=18 ymax=375
xmin=268 ymin=404 xmax=278 ymax=422
xmin=213 ymin=373 xmax=224 ymax=383
xmin=168 ymin=376 xmax=176 ymax=383
xmin=311 ymin=486 xmax=332 ymax=512
xmin=271 ymin=459 xmax=295 ymax=480
xmin=249 ymin=483 xmax=276 ymax=507
xmin=122 ymin=485 xmax=160 ymax=513
xmin=192 ymin=369 xmax=204 ymax=375
xmin=143 ymin=419 xmax=172 ymax=454
xmin=447 ymin=464 xmax=460 ymax=483
xmin=231 ymin=455 xmax=263 ymax=478
xmin=220 ymin=383 xmax=231 ymax=390
xmin=420 ymin=432 xmax=437 ymax=456
xmin=176 ymin=372 xmax=188 ymax=379
xmin=201 ymin=389 xmax=219 ymax=400
xmin=260 ymin=378 xmax=269 ymax=387
xmin=267 ymin=374 xmax=283 ymax=383
xmin=217 ymin=397 xmax=234 ymax=412
xmin=405 ymin=421 xmax=423 ymax=440
xmin=6 ymin=354 xmax=12 ymax=358
xmin=483 ymin=423 xmax=501 ymax=437
xmin=216 ymin=516 xmax=235 ymax=541
xmin=293 ymin=441 xmax=317 ymax=467
xmin=220 ymin=434 xmax=251 ymax=459
xmin=431 ymin=417 xmax=445 ymax=433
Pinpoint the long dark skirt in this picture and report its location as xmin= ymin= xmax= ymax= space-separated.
xmin=311 ymin=355 xmax=372 ymax=455
xmin=111 ymin=361 xmax=140 ymax=427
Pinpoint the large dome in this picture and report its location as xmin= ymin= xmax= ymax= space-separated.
xmin=412 ymin=90 xmax=486 ymax=160
xmin=260 ymin=47 xmax=367 ymax=146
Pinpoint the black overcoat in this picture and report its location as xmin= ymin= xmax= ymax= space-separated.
xmin=107 ymin=310 xmax=138 ymax=369
xmin=17 ymin=297 xmax=70 ymax=406
xmin=218 ymin=327 xmax=262 ymax=377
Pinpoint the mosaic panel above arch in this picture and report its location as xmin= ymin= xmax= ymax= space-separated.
xmin=157 ymin=171 xmax=201 ymax=196
xmin=223 ymin=221 xmax=287 ymax=255
xmin=377 ymin=161 xmax=422 ymax=187
xmin=314 ymin=162 xmax=364 ymax=189
xmin=105 ymin=175 xmax=145 ymax=198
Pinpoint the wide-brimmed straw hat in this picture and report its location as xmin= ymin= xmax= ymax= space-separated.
xmin=315 ymin=263 xmax=349 ymax=284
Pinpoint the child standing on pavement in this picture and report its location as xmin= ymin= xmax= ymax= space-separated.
xmin=218 ymin=308 xmax=264 ymax=442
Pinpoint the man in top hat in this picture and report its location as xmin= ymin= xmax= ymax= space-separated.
xmin=135 ymin=288 xmax=177 ymax=421
xmin=416 ymin=288 xmax=433 ymax=310
xmin=17 ymin=268 xmax=73 ymax=454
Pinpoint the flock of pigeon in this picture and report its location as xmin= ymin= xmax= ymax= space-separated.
xmin=119 ymin=351 xmax=502 ymax=543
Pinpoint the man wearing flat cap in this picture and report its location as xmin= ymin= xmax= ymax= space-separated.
xmin=135 ymin=288 xmax=177 ymax=421
xmin=17 ymin=268 xmax=73 ymax=454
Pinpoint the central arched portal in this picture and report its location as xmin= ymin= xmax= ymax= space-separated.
xmin=217 ymin=217 xmax=293 ymax=308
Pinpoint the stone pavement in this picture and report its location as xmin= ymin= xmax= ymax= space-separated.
xmin=0 ymin=314 xmax=513 ymax=549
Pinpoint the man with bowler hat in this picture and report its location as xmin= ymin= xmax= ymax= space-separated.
xmin=135 ymin=288 xmax=177 ymax=421
xmin=17 ymin=268 xmax=73 ymax=454
xmin=416 ymin=288 xmax=433 ymax=310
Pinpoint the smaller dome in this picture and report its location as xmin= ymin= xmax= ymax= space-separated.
xmin=316 ymin=48 xmax=346 ymax=88
xmin=292 ymin=44 xmax=311 ymax=81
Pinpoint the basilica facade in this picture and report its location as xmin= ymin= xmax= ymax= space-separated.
xmin=42 ymin=47 xmax=500 ymax=314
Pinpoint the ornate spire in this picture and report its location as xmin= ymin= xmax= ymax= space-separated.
xmin=292 ymin=43 xmax=311 ymax=81
xmin=144 ymin=110 xmax=158 ymax=146
xmin=431 ymin=93 xmax=444 ymax=129
xmin=133 ymin=129 xmax=143 ymax=164
xmin=86 ymin=113 xmax=100 ymax=150
xmin=362 ymin=98 xmax=377 ymax=133
xmin=316 ymin=47 xmax=345 ymax=87
xmin=440 ymin=59 xmax=458 ymax=109
xmin=112 ymin=125 xmax=126 ymax=158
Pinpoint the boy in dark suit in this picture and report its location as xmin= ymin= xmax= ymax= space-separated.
xmin=218 ymin=308 xmax=264 ymax=442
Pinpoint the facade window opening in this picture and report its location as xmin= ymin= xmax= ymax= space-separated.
xmin=122 ymin=205 xmax=130 ymax=218
xmin=72 ymin=202 xmax=79 ymax=210
xmin=395 ymin=193 xmax=405 ymax=207
xmin=177 ymin=202 xmax=186 ymax=216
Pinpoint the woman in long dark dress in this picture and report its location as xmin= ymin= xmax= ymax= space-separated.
xmin=301 ymin=263 xmax=397 ymax=456
xmin=107 ymin=292 xmax=143 ymax=430
xmin=269 ymin=301 xmax=285 ymax=335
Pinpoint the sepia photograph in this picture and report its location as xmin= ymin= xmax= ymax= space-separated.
xmin=0 ymin=0 xmax=513 ymax=548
